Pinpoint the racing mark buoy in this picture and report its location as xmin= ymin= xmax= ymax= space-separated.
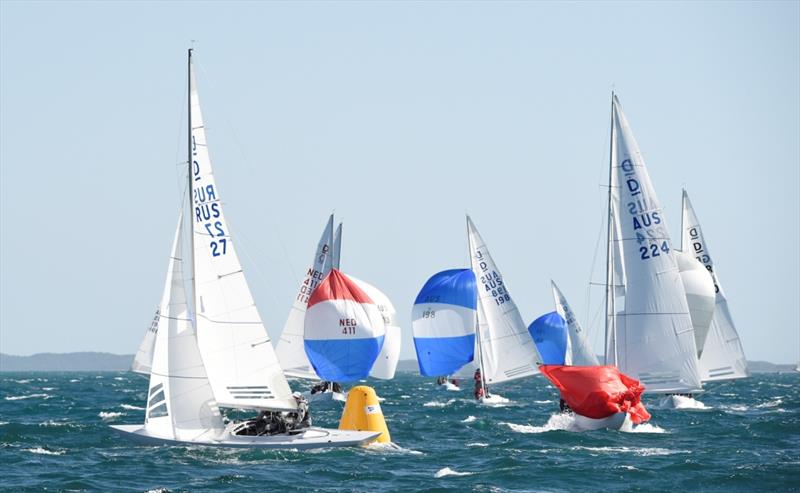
xmin=339 ymin=385 xmax=390 ymax=443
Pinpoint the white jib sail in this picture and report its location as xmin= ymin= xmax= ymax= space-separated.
xmin=275 ymin=215 xmax=334 ymax=379
xmin=145 ymin=212 xmax=224 ymax=441
xmin=332 ymin=222 xmax=343 ymax=270
xmin=350 ymin=276 xmax=401 ymax=380
xmin=610 ymin=95 xmax=702 ymax=393
xmin=681 ymin=190 xmax=748 ymax=381
xmin=131 ymin=307 xmax=160 ymax=375
xmin=467 ymin=216 xmax=541 ymax=384
xmin=675 ymin=250 xmax=716 ymax=356
xmin=551 ymin=281 xmax=599 ymax=366
xmin=188 ymin=57 xmax=295 ymax=411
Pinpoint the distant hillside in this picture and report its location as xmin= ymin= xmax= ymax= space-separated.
xmin=747 ymin=360 xmax=797 ymax=374
xmin=0 ymin=352 xmax=134 ymax=372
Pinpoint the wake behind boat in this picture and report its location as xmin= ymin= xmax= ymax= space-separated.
xmin=114 ymin=50 xmax=379 ymax=450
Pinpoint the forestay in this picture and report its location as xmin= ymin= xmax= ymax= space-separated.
xmin=304 ymin=269 xmax=386 ymax=382
xmin=608 ymin=95 xmax=702 ymax=393
xmin=275 ymin=216 xmax=334 ymax=379
xmin=145 ymin=212 xmax=224 ymax=441
xmin=467 ymin=216 xmax=541 ymax=384
xmin=551 ymin=281 xmax=599 ymax=366
xmin=681 ymin=190 xmax=748 ymax=381
xmin=412 ymin=269 xmax=477 ymax=377
xmin=188 ymin=56 xmax=295 ymax=411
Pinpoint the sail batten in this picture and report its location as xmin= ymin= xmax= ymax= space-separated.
xmin=607 ymin=96 xmax=702 ymax=394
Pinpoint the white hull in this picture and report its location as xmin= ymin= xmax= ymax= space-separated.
xmin=441 ymin=382 xmax=460 ymax=391
xmin=571 ymin=412 xmax=627 ymax=431
xmin=110 ymin=424 xmax=379 ymax=449
xmin=305 ymin=390 xmax=347 ymax=405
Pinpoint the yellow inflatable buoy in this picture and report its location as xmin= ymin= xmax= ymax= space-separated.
xmin=339 ymin=385 xmax=391 ymax=444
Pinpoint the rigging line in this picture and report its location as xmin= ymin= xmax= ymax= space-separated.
xmin=584 ymin=103 xmax=613 ymax=342
xmin=194 ymin=59 xmax=300 ymax=289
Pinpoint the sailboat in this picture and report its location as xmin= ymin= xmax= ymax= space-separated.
xmin=681 ymin=189 xmax=748 ymax=381
xmin=274 ymin=217 xmax=400 ymax=404
xmin=112 ymin=50 xmax=379 ymax=448
xmin=603 ymin=94 xmax=704 ymax=402
xmin=529 ymin=282 xmax=600 ymax=367
xmin=412 ymin=216 xmax=541 ymax=404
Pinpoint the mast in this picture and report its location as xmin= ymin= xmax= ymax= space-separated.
xmin=467 ymin=216 xmax=488 ymax=397
xmin=604 ymin=92 xmax=615 ymax=365
xmin=187 ymin=49 xmax=196 ymax=316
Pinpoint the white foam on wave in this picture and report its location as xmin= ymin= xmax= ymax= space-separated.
xmin=657 ymin=395 xmax=710 ymax=410
xmin=400 ymin=395 xmax=411 ymax=399
xmin=569 ymin=445 xmax=688 ymax=457
xmin=14 ymin=379 xmax=31 ymax=384
xmin=435 ymin=467 xmax=474 ymax=478
xmin=502 ymin=413 xmax=578 ymax=433
xmin=69 ymin=379 xmax=80 ymax=383
xmin=120 ymin=404 xmax=145 ymax=410
xmin=143 ymin=488 xmax=170 ymax=493
xmin=620 ymin=421 xmax=668 ymax=434
xmin=365 ymin=442 xmax=423 ymax=455
xmin=756 ymin=398 xmax=782 ymax=409
xmin=25 ymin=447 xmax=65 ymax=456
xmin=5 ymin=393 xmax=49 ymax=401
xmin=114 ymin=377 xmax=125 ymax=381
xmin=0 ymin=421 xmax=9 ymax=425
xmin=461 ymin=415 xmax=477 ymax=423
xmin=423 ymin=399 xmax=456 ymax=408
xmin=466 ymin=442 xmax=489 ymax=447
xmin=41 ymin=387 xmax=55 ymax=391
xmin=99 ymin=411 xmax=124 ymax=421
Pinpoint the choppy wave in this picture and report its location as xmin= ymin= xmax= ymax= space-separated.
xmin=98 ymin=411 xmax=124 ymax=421
xmin=461 ymin=415 xmax=477 ymax=423
xmin=569 ymin=446 xmax=688 ymax=457
xmin=435 ymin=467 xmax=474 ymax=478
xmin=466 ymin=442 xmax=489 ymax=447
xmin=25 ymin=447 xmax=66 ymax=456
xmin=620 ymin=421 xmax=668 ymax=434
xmin=5 ymin=393 xmax=50 ymax=401
xmin=120 ymin=404 xmax=145 ymax=410
xmin=423 ymin=399 xmax=456 ymax=408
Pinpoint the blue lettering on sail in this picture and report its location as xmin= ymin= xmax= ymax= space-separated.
xmin=619 ymin=158 xmax=670 ymax=262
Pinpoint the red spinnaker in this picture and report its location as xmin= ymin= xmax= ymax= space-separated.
xmin=539 ymin=365 xmax=651 ymax=424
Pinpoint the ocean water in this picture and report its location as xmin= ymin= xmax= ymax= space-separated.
xmin=1 ymin=371 xmax=798 ymax=492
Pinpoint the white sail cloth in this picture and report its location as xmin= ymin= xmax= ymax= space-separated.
xmin=350 ymin=276 xmax=401 ymax=380
xmin=551 ymin=281 xmax=599 ymax=366
xmin=675 ymin=250 xmax=716 ymax=356
xmin=189 ymin=59 xmax=295 ymax=411
xmin=276 ymin=216 xmax=334 ymax=379
xmin=131 ymin=307 xmax=160 ymax=375
xmin=145 ymin=213 xmax=224 ymax=441
xmin=608 ymin=95 xmax=702 ymax=393
xmin=467 ymin=216 xmax=541 ymax=384
xmin=681 ymin=190 xmax=748 ymax=381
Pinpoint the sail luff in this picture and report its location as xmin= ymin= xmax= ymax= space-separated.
xmin=275 ymin=215 xmax=335 ymax=380
xmin=188 ymin=53 xmax=295 ymax=411
xmin=466 ymin=216 xmax=540 ymax=385
xmin=551 ymin=281 xmax=599 ymax=366
xmin=681 ymin=190 xmax=748 ymax=381
xmin=609 ymin=95 xmax=702 ymax=393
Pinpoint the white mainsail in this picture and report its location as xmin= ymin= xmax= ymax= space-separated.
xmin=275 ymin=216 xmax=334 ymax=379
xmin=607 ymin=95 xmax=702 ymax=393
xmin=131 ymin=307 xmax=160 ymax=375
xmin=681 ymin=190 xmax=748 ymax=381
xmin=467 ymin=216 xmax=541 ymax=384
xmin=145 ymin=212 xmax=224 ymax=441
xmin=188 ymin=53 xmax=295 ymax=411
xmin=551 ymin=281 xmax=599 ymax=366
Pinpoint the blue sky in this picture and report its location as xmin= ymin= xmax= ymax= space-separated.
xmin=1 ymin=1 xmax=798 ymax=363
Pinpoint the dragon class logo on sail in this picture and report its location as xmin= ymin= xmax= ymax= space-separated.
xmin=191 ymin=134 xmax=227 ymax=257
xmin=475 ymin=250 xmax=510 ymax=306
xmin=687 ymin=226 xmax=719 ymax=293
xmin=619 ymin=158 xmax=669 ymax=262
